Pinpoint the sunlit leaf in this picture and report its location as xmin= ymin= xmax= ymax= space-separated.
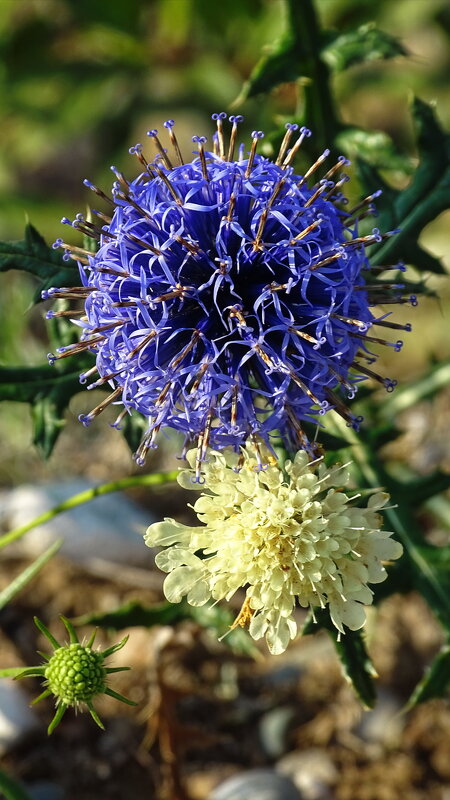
xmin=406 ymin=643 xmax=450 ymax=708
xmin=322 ymin=23 xmax=407 ymax=72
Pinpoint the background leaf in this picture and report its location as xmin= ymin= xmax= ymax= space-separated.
xmin=0 ymin=224 xmax=79 ymax=302
xmin=0 ymin=770 xmax=32 ymax=800
xmin=406 ymin=644 xmax=450 ymax=708
xmin=0 ymin=361 xmax=92 ymax=457
xmin=360 ymin=97 xmax=450 ymax=273
xmin=76 ymin=600 xmax=259 ymax=657
xmin=321 ymin=23 xmax=407 ymax=72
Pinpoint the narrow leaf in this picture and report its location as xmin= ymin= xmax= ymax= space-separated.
xmin=0 ymin=540 xmax=62 ymax=611
xmin=0 ymin=769 xmax=33 ymax=800
xmin=406 ymin=644 xmax=450 ymax=708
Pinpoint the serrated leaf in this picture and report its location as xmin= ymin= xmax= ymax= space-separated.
xmin=303 ymin=608 xmax=377 ymax=708
xmin=75 ymin=600 xmax=258 ymax=657
xmin=75 ymin=600 xmax=189 ymax=629
xmin=406 ymin=644 xmax=450 ymax=708
xmin=233 ymin=0 xmax=320 ymax=106
xmin=322 ymin=23 xmax=407 ymax=72
xmin=0 ymin=361 xmax=92 ymax=457
xmin=337 ymin=126 xmax=413 ymax=172
xmin=0 ymin=224 xmax=80 ymax=303
xmin=358 ymin=98 xmax=450 ymax=273
xmin=234 ymin=34 xmax=301 ymax=105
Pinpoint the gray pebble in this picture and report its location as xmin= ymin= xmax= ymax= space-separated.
xmin=209 ymin=768 xmax=302 ymax=800
xmin=277 ymin=749 xmax=337 ymax=800
xmin=259 ymin=706 xmax=296 ymax=757
xmin=355 ymin=688 xmax=404 ymax=747
xmin=0 ymin=682 xmax=40 ymax=755
xmin=25 ymin=781 xmax=65 ymax=800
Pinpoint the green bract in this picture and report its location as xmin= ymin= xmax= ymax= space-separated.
xmin=16 ymin=616 xmax=136 ymax=734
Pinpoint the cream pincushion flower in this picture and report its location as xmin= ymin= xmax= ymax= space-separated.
xmin=144 ymin=447 xmax=403 ymax=655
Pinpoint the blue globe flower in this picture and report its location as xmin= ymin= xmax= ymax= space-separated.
xmin=45 ymin=115 xmax=412 ymax=472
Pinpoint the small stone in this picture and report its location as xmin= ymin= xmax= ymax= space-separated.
xmin=0 ymin=681 xmax=40 ymax=755
xmin=259 ymin=706 xmax=296 ymax=757
xmin=25 ymin=781 xmax=64 ymax=800
xmin=354 ymin=688 xmax=404 ymax=747
xmin=277 ymin=749 xmax=337 ymax=800
xmin=209 ymin=768 xmax=302 ymax=800
xmin=262 ymin=665 xmax=302 ymax=690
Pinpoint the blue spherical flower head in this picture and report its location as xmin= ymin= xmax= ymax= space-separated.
xmin=46 ymin=116 xmax=413 ymax=473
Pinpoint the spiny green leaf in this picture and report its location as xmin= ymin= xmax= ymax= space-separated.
xmin=233 ymin=33 xmax=301 ymax=106
xmin=0 ymin=361 xmax=92 ymax=458
xmin=336 ymin=126 xmax=413 ymax=172
xmin=406 ymin=644 xmax=450 ymax=708
xmin=303 ymin=608 xmax=377 ymax=708
xmin=233 ymin=0 xmax=318 ymax=106
xmin=75 ymin=600 xmax=189 ymax=630
xmin=75 ymin=600 xmax=259 ymax=657
xmin=322 ymin=22 xmax=407 ymax=72
xmin=358 ymin=97 xmax=450 ymax=273
xmin=0 ymin=223 xmax=79 ymax=303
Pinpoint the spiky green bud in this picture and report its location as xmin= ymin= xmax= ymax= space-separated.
xmin=13 ymin=616 xmax=136 ymax=734
xmin=44 ymin=643 xmax=106 ymax=705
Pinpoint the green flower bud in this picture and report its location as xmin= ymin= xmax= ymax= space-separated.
xmin=44 ymin=644 xmax=106 ymax=705
xmin=14 ymin=616 xmax=136 ymax=734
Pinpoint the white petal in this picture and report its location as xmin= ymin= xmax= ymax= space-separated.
xmin=155 ymin=548 xmax=204 ymax=572
xmin=186 ymin=580 xmax=211 ymax=606
xmin=144 ymin=519 xmax=191 ymax=547
xmin=249 ymin=611 xmax=269 ymax=641
xmin=367 ymin=491 xmax=390 ymax=510
xmin=339 ymin=599 xmax=367 ymax=630
xmin=163 ymin=566 xmax=204 ymax=603
xmin=266 ymin=616 xmax=295 ymax=655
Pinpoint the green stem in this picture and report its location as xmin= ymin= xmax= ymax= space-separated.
xmin=0 ymin=471 xmax=178 ymax=549
xmin=288 ymin=0 xmax=340 ymax=153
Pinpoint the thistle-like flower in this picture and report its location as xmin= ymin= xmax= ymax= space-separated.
xmin=46 ymin=115 xmax=413 ymax=473
xmin=17 ymin=617 xmax=135 ymax=734
xmin=144 ymin=447 xmax=403 ymax=655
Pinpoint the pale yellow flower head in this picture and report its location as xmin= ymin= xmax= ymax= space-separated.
xmin=144 ymin=447 xmax=403 ymax=655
